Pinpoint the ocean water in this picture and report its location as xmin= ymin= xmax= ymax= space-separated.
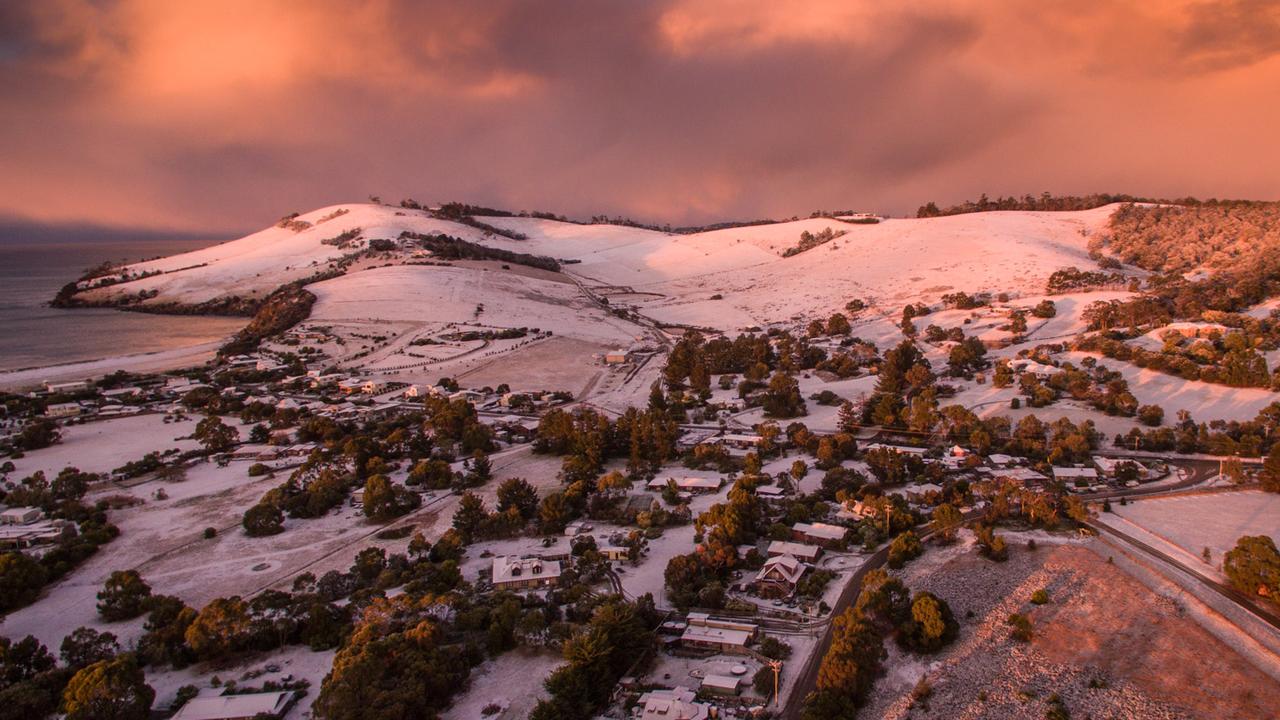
xmin=0 ymin=239 xmax=246 ymax=371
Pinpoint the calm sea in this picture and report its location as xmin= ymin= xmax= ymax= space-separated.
xmin=0 ymin=238 xmax=246 ymax=371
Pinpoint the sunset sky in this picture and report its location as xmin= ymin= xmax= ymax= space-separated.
xmin=3 ymin=0 xmax=1280 ymax=236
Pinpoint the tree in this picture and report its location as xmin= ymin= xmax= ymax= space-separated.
xmin=804 ymin=608 xmax=884 ymax=718
xmin=0 ymin=551 xmax=48 ymax=612
xmin=762 ymin=372 xmax=806 ymax=418
xmin=826 ymin=313 xmax=851 ymax=336
xmin=897 ymin=592 xmax=958 ymax=653
xmin=464 ymin=451 xmax=492 ymax=487
xmin=193 ymin=415 xmax=238 ymax=454
xmin=1223 ymin=535 xmax=1280 ymax=608
xmin=60 ymin=628 xmax=120 ymax=669
xmin=62 ymin=655 xmax=154 ymax=720
xmin=1261 ymin=443 xmax=1280 ymax=493
xmin=496 ymin=478 xmax=539 ymax=520
xmin=452 ymin=492 xmax=488 ymax=542
xmin=249 ymin=424 xmax=271 ymax=444
xmin=96 ymin=571 xmax=152 ymax=622
xmin=184 ymin=596 xmax=251 ymax=660
xmin=1137 ymin=404 xmax=1165 ymax=427
xmin=931 ymin=503 xmax=962 ymax=544
xmin=15 ymin=420 xmax=60 ymax=451
xmin=887 ymin=532 xmax=924 ymax=569
xmin=363 ymin=475 xmax=419 ymax=522
xmin=242 ymin=502 xmax=284 ymax=536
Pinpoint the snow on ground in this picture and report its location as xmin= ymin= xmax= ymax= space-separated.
xmin=308 ymin=264 xmax=638 ymax=347
xmin=442 ymin=648 xmax=562 ymax=720
xmin=1109 ymin=490 xmax=1280 ymax=567
xmin=1065 ymin=351 xmax=1280 ymax=422
xmin=144 ymin=644 xmax=337 ymax=719
xmin=6 ymin=413 xmax=202 ymax=479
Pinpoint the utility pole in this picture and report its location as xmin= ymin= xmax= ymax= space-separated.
xmin=767 ymin=659 xmax=783 ymax=707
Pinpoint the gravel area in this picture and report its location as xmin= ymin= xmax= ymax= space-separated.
xmin=859 ymin=530 xmax=1280 ymax=720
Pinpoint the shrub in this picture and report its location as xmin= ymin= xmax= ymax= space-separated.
xmin=1007 ymin=613 xmax=1033 ymax=642
xmin=203 ymin=527 xmax=217 ymax=539
xmin=1030 ymin=589 xmax=1049 ymax=605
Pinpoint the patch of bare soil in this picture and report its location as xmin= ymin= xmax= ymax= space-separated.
xmin=864 ymin=538 xmax=1280 ymax=720
xmin=458 ymin=335 xmax=609 ymax=393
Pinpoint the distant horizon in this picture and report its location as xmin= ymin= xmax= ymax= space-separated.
xmin=5 ymin=1 xmax=1280 ymax=235
xmin=6 ymin=189 xmax=1280 ymax=244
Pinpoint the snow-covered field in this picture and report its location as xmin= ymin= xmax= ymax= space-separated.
xmin=1111 ymin=490 xmax=1280 ymax=564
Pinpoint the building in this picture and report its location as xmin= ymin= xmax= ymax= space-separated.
xmin=636 ymin=687 xmax=711 ymax=720
xmin=791 ymin=521 xmax=848 ymax=548
xmin=1052 ymin=466 xmax=1099 ymax=485
xmin=756 ymin=484 xmax=788 ymax=503
xmin=171 ymin=691 xmax=295 ymax=720
xmin=680 ymin=613 xmax=758 ymax=654
xmin=604 ymin=349 xmax=629 ymax=364
xmin=0 ymin=507 xmax=42 ymax=525
xmin=599 ymin=544 xmax=630 ymax=561
xmin=995 ymin=467 xmax=1050 ymax=487
xmin=700 ymin=674 xmax=742 ymax=696
xmin=491 ymin=556 xmax=561 ymax=590
xmin=361 ymin=380 xmax=386 ymax=395
xmin=0 ymin=519 xmax=75 ymax=550
xmin=766 ymin=540 xmax=822 ymax=563
xmin=646 ymin=476 xmax=724 ymax=494
xmin=43 ymin=380 xmax=89 ymax=394
xmin=715 ymin=433 xmax=763 ymax=450
xmin=403 ymin=385 xmax=421 ymax=398
xmin=44 ymin=403 xmax=81 ymax=419
xmin=754 ymin=554 xmax=807 ymax=597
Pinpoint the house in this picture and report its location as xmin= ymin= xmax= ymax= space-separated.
xmin=491 ymin=556 xmax=561 ymax=590
xmin=987 ymin=453 xmax=1017 ymax=467
xmin=646 ymin=476 xmax=724 ymax=494
xmin=599 ymin=544 xmax=630 ymax=561
xmin=1094 ymin=456 xmax=1145 ymax=479
xmin=756 ymin=484 xmax=788 ymax=502
xmin=0 ymin=507 xmax=42 ymax=525
xmin=791 ymin=521 xmax=848 ymax=547
xmin=0 ymin=519 xmax=75 ymax=550
xmin=1009 ymin=358 xmax=1062 ymax=379
xmin=43 ymin=380 xmax=89 ymax=394
xmin=361 ymin=380 xmax=386 ymax=395
xmin=716 ymin=433 xmax=764 ymax=450
xmin=995 ymin=467 xmax=1050 ymax=487
xmin=754 ymin=554 xmax=807 ymax=597
xmin=604 ymin=349 xmax=629 ymax=364
xmin=337 ymin=379 xmax=364 ymax=395
xmin=1052 ymin=466 xmax=1099 ymax=485
xmin=636 ymin=687 xmax=711 ymax=720
xmin=403 ymin=385 xmax=421 ymax=398
xmin=171 ymin=691 xmax=295 ymax=720
xmin=563 ymin=520 xmax=593 ymax=537
xmin=44 ymin=403 xmax=81 ymax=418
xmin=700 ymin=674 xmax=742 ymax=696
xmin=680 ymin=613 xmax=758 ymax=654
xmin=766 ymin=540 xmax=822 ymax=563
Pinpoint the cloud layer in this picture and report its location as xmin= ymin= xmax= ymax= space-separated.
xmin=2 ymin=0 xmax=1279 ymax=234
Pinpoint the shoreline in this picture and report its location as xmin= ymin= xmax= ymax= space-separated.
xmin=0 ymin=339 xmax=228 ymax=391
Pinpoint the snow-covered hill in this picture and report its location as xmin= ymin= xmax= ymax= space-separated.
xmin=79 ymin=202 xmax=1121 ymax=335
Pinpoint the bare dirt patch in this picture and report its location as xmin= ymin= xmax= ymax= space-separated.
xmin=865 ymin=537 xmax=1280 ymax=720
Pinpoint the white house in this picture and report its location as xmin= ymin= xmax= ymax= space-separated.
xmin=0 ymin=507 xmax=42 ymax=525
xmin=766 ymin=540 xmax=822 ymax=563
xmin=636 ymin=687 xmax=711 ymax=720
xmin=647 ymin=476 xmax=723 ymax=494
xmin=44 ymin=403 xmax=81 ymax=419
xmin=491 ymin=556 xmax=561 ymax=590
xmin=43 ymin=380 xmax=89 ymax=394
xmin=1052 ymin=466 xmax=1099 ymax=484
xmin=791 ymin=521 xmax=848 ymax=547
xmin=171 ymin=690 xmax=295 ymax=720
xmin=680 ymin=613 xmax=758 ymax=654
